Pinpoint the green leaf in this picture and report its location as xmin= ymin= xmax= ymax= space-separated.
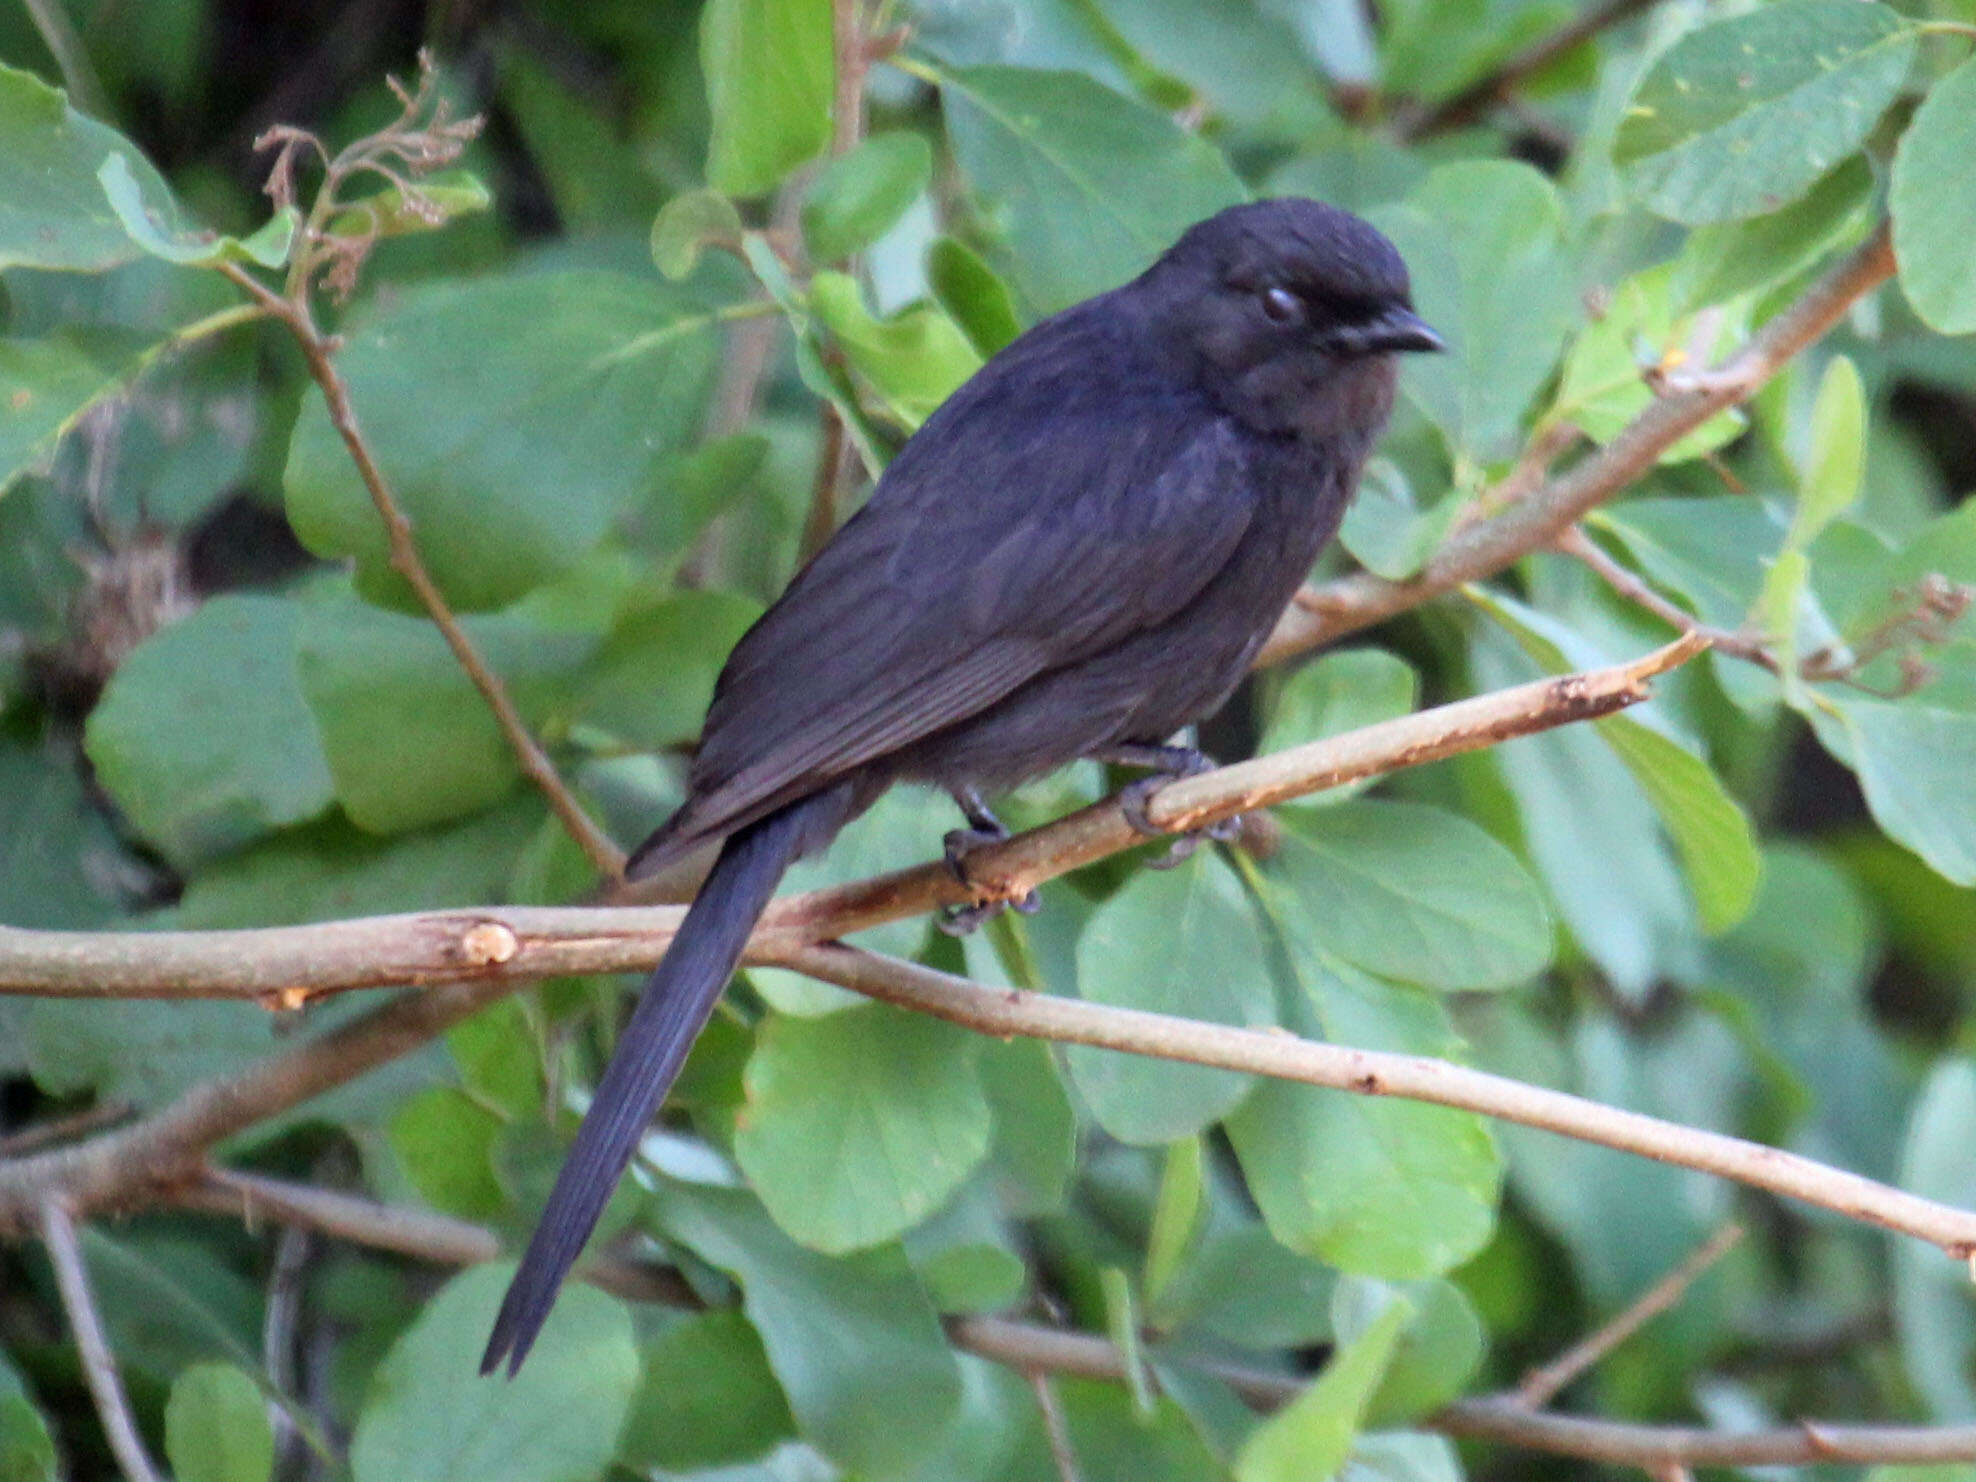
xmin=1260 ymin=647 xmax=1417 ymax=794
xmin=1893 ymin=55 xmax=1976 ymax=334
xmin=0 ymin=1392 xmax=58 ymax=1482
xmin=285 ymin=272 xmax=721 ymax=612
xmin=1671 ymin=155 xmax=1874 ymax=313
xmin=388 ymin=1086 xmax=506 ymax=1220
xmin=809 ymin=270 xmax=982 ymax=428
xmin=349 ymin=1265 xmax=638 ymax=1482
xmin=0 ymin=61 xmax=174 ymax=271
xmin=1547 ymin=263 xmax=1747 ymax=463
xmin=98 ymin=154 xmax=296 ymax=268
xmin=324 ymin=169 xmax=492 ymax=241
xmin=164 ymin=1363 xmax=274 ymax=1482
xmin=0 ymin=1359 xmax=58 ymax=1482
xmin=979 ymin=1036 xmax=1078 ymax=1216
xmin=1271 ymin=801 xmax=1551 ymax=992
xmin=1839 ymin=698 xmax=1976 ymax=886
xmin=658 ymin=1183 xmax=963 ymax=1477
xmin=940 ymin=63 xmax=1245 ymax=314
xmin=1369 ymin=162 xmax=1575 ymax=461
xmin=574 ymin=588 xmax=763 ymax=751
xmin=1800 ymin=353 xmax=1867 ymax=544
xmin=84 ymin=596 xmax=335 ymax=865
xmin=1067 ymin=852 xmax=1275 ymax=1142
xmin=1338 ymin=460 xmax=1463 ymax=582
xmin=1235 ymin=1298 xmax=1411 ymax=1482
xmin=927 ymin=236 xmax=1025 ymax=357
xmin=1342 ymin=1278 xmax=1485 ymax=1426
xmin=803 ymin=132 xmax=934 ymax=264
xmin=1894 ymin=1062 xmax=1976 ymax=1420
xmin=0 ymin=335 xmax=121 ymax=492
xmin=649 ymin=188 xmax=743 ymax=280
xmin=701 ymin=0 xmax=833 ymax=196
xmin=1471 ymin=589 xmax=1761 ymax=933
xmin=1155 ymin=1222 xmax=1336 ymax=1349
xmin=619 ymin=1310 xmax=795 ymax=1471
xmin=1145 ymin=1135 xmax=1208 ymax=1307
xmin=1594 ymin=716 xmax=1761 ymax=934
xmin=295 ymin=586 xmax=595 ymax=834
xmin=1614 ymin=1 xmax=1916 ymax=225
xmin=733 ymin=1006 xmax=994 ymax=1252
xmin=1228 ymin=942 xmax=1501 ymax=1279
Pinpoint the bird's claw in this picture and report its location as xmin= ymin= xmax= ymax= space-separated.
xmin=1118 ymin=774 xmax=1243 ymax=868
xmin=940 ymin=806 xmax=1038 ymax=934
xmin=937 ymin=887 xmax=1041 ymax=937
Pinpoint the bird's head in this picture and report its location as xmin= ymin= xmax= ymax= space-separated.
xmin=1135 ymin=197 xmax=1442 ymax=438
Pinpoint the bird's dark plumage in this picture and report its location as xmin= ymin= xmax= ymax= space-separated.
xmin=482 ymin=197 xmax=1440 ymax=1374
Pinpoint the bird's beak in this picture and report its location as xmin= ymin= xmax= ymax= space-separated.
xmin=1360 ymin=305 xmax=1444 ymax=355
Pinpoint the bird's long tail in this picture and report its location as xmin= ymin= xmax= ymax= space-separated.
xmin=480 ymin=793 xmax=835 ymax=1376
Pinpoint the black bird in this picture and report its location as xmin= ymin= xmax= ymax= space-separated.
xmin=482 ymin=197 xmax=1441 ymax=1374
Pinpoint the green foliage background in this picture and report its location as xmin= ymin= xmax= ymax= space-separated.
xmin=4 ymin=0 xmax=1976 ymax=1479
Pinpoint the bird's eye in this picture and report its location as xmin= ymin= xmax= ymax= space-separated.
xmin=1260 ymin=286 xmax=1304 ymax=325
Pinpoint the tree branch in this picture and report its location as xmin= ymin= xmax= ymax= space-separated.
xmin=39 ymin=1200 xmax=166 ymax=1482
xmin=1515 ymin=1222 xmax=1745 ymax=1408
xmin=0 ymin=635 xmax=1702 ymax=1003
xmin=1394 ymin=0 xmax=1660 ymax=138
xmin=950 ymin=1317 xmax=1976 ymax=1468
xmin=782 ymin=942 xmax=1976 ymax=1262
xmin=21 ymin=635 xmax=1971 ymax=1287
xmin=164 ymin=1167 xmax=1976 ymax=1470
xmin=213 ymin=266 xmax=625 ymax=881
xmin=1256 ymin=222 xmax=1897 ymax=668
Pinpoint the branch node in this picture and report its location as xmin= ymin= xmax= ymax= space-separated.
xmin=458 ymin=920 xmax=520 ymax=968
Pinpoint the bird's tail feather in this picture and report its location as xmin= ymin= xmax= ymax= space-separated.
xmin=480 ymin=793 xmax=831 ymax=1376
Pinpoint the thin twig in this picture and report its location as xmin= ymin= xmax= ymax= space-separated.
xmin=1517 ymin=1223 xmax=1746 ymax=1408
xmin=39 ymin=1201 xmax=165 ymax=1482
xmin=1259 ymin=222 xmax=1897 ymax=667
xmin=1396 ymin=0 xmax=1660 ymax=138
xmin=216 ymin=262 xmax=624 ymax=880
xmin=19 ymin=0 xmax=110 ymax=117
xmin=783 ymin=943 xmax=1976 ymax=1263
xmin=1556 ymin=525 xmax=1777 ymax=670
xmin=801 ymin=402 xmax=852 ymax=559
xmin=798 ymin=0 xmax=875 ymax=558
xmin=161 ymin=1168 xmax=1976 ymax=1469
xmin=0 ymin=1100 xmax=132 ymax=1158
xmin=949 ymin=1317 xmax=1976 ymax=1469
xmin=179 ymin=1168 xmax=698 ymax=1307
xmin=1031 ymin=1372 xmax=1085 ymax=1482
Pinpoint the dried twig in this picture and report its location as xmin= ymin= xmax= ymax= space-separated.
xmin=1396 ymin=0 xmax=1661 ymax=138
xmin=1516 ymin=1223 xmax=1746 ymax=1408
xmin=165 ymin=1167 xmax=1976 ymax=1470
xmin=39 ymin=1201 xmax=165 ymax=1482
xmin=213 ymin=265 xmax=624 ymax=880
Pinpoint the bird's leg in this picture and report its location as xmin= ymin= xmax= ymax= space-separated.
xmin=939 ymin=786 xmax=1042 ymax=936
xmin=1095 ymin=743 xmax=1243 ymax=870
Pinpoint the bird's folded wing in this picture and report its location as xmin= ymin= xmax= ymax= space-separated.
xmin=648 ymin=410 xmax=1258 ymax=860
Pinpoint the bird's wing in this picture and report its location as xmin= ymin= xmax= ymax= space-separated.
xmin=640 ymin=403 xmax=1258 ymax=864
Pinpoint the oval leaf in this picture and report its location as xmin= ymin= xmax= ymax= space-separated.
xmin=1892 ymin=55 xmax=1976 ymax=334
xmin=284 ymin=272 xmax=721 ymax=612
xmin=164 ymin=1363 xmax=273 ymax=1482
xmin=734 ymin=1006 xmax=993 ymax=1253
xmin=348 ymin=1265 xmax=638 ymax=1482
xmin=1067 ymin=852 xmax=1276 ymax=1143
xmin=1272 ymin=800 xmax=1552 ymax=992
xmin=1615 ymin=1 xmax=1916 ymax=224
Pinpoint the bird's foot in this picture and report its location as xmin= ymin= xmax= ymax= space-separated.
xmin=1107 ymin=747 xmax=1242 ymax=869
xmin=939 ymin=788 xmax=1040 ymax=935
